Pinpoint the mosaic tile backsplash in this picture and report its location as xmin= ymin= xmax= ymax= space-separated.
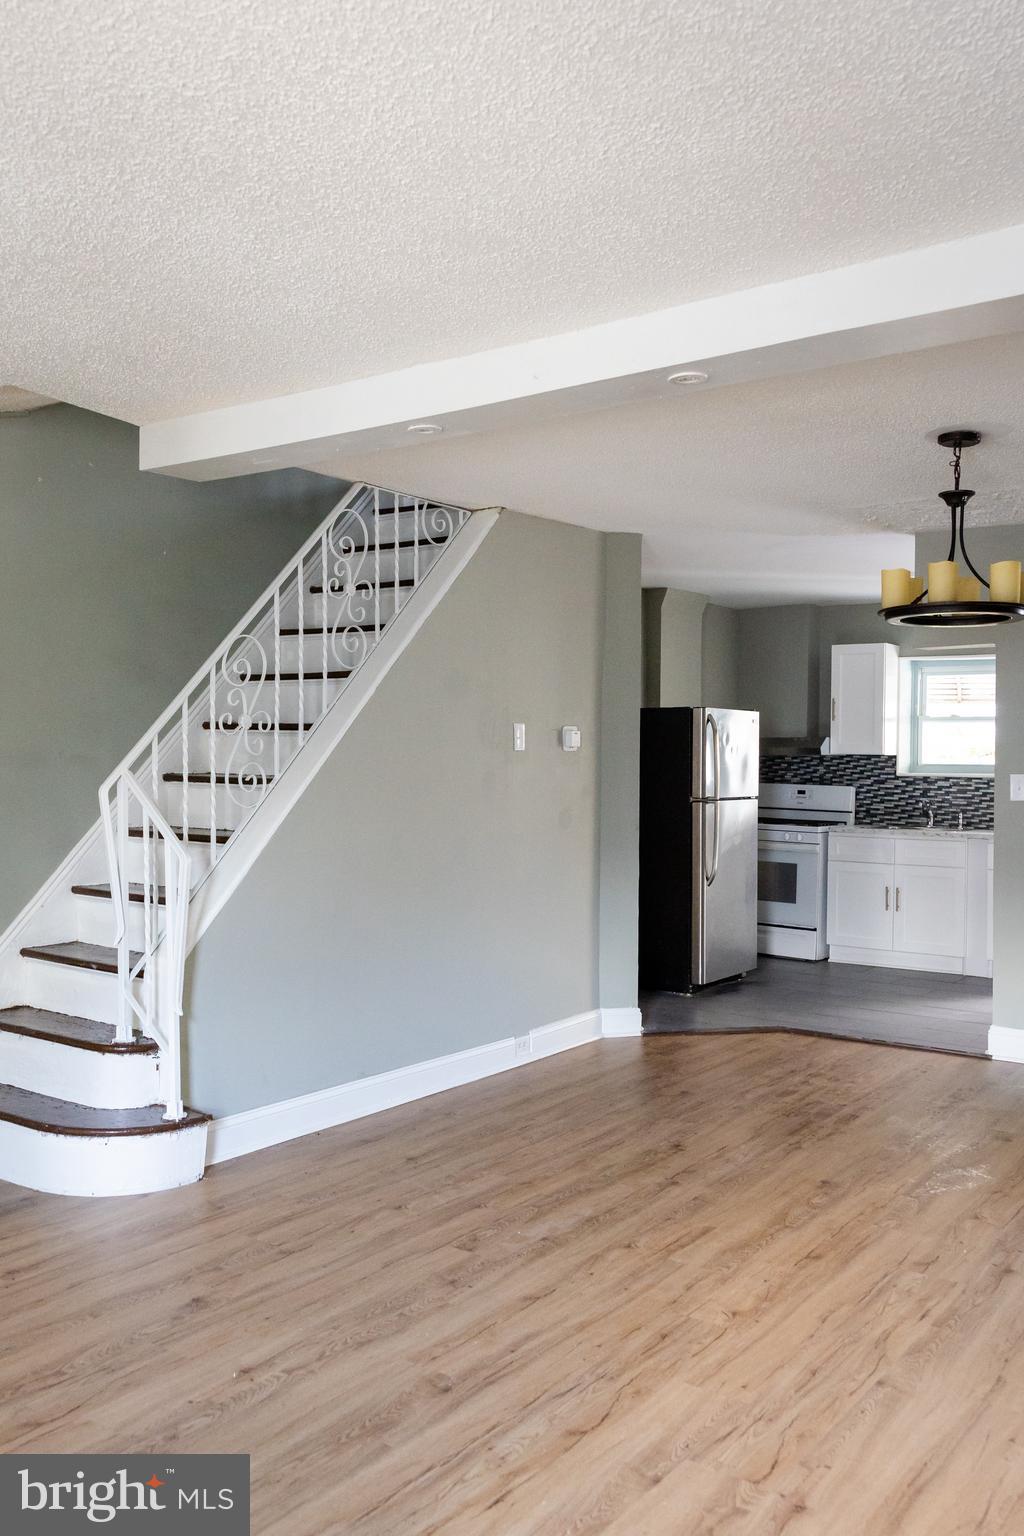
xmin=759 ymin=754 xmax=993 ymax=830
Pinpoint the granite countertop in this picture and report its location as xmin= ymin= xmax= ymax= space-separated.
xmin=828 ymin=826 xmax=993 ymax=841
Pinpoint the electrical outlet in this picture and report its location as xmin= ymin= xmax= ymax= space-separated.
xmin=513 ymin=722 xmax=526 ymax=752
xmin=514 ymin=1035 xmax=531 ymax=1058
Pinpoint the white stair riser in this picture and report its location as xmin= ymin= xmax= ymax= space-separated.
xmin=74 ymin=894 xmax=152 ymax=949
xmin=263 ymin=631 xmax=390 ymax=670
xmin=0 ymin=1118 xmax=208 ymax=1196
xmin=298 ymin=588 xmax=407 ymax=630
xmin=122 ymin=836 xmax=229 ymax=886
xmin=0 ymin=1031 xmax=161 ymax=1109
xmin=19 ymin=957 xmax=121 ymax=1025
xmin=181 ymin=725 xmax=305 ymax=778
xmin=314 ymin=507 xmax=444 ymax=555
xmin=202 ymin=676 xmax=348 ymax=721
xmin=156 ymin=783 xmax=266 ymax=829
xmin=316 ymin=541 xmax=446 ymax=586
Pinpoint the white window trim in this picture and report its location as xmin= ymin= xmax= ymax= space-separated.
xmin=897 ymin=653 xmax=995 ymax=779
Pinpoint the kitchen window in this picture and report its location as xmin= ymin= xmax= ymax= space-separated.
xmin=902 ymin=655 xmax=995 ymax=776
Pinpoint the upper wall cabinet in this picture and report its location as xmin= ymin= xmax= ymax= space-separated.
xmin=828 ymin=643 xmax=898 ymax=755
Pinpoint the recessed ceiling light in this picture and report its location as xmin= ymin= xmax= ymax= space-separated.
xmin=666 ymin=370 xmax=709 ymax=386
xmin=407 ymin=422 xmax=444 ymax=435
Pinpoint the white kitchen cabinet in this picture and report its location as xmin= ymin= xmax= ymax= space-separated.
xmin=892 ymin=864 xmax=966 ymax=959
xmin=827 ymin=862 xmax=893 ymax=951
xmin=827 ymin=831 xmax=975 ymax=974
xmin=829 ymin=643 xmax=898 ymax=755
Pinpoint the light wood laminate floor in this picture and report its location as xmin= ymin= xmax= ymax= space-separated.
xmin=3 ymin=1029 xmax=1024 ymax=1534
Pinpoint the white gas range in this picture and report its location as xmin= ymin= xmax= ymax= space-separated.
xmin=757 ymin=783 xmax=855 ymax=960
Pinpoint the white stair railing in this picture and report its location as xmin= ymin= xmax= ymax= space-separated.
xmin=98 ymin=483 xmax=471 ymax=1118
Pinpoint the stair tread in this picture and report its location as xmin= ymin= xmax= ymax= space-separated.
xmin=259 ymin=670 xmax=353 ymax=681
xmin=279 ymin=624 xmax=377 ymax=635
xmin=310 ymin=578 xmax=414 ymax=593
xmin=343 ymin=534 xmax=451 ymax=552
xmin=0 ymin=1082 xmax=209 ymax=1136
xmin=129 ymin=824 xmax=233 ymax=843
xmin=202 ymin=721 xmax=313 ymax=733
xmin=162 ymin=772 xmax=276 ymax=785
xmin=73 ymin=881 xmax=167 ymax=906
xmin=20 ymin=941 xmax=142 ymax=976
xmin=0 ymin=1006 xmax=157 ymax=1054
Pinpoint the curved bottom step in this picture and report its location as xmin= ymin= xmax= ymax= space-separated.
xmin=0 ymin=1085 xmax=210 ymax=1197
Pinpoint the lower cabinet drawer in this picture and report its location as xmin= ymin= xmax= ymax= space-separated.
xmin=827 ymin=835 xmax=893 ymax=865
xmin=893 ymin=837 xmax=966 ymax=869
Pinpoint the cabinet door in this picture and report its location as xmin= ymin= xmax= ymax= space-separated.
xmin=892 ymin=864 xmax=966 ymax=959
xmin=830 ymin=644 xmax=898 ymax=754
xmin=827 ymin=861 xmax=894 ymax=951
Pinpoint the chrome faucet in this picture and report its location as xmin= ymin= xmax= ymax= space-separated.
xmin=920 ymin=802 xmax=935 ymax=828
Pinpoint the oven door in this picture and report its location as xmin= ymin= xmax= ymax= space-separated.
xmin=757 ymin=840 xmax=822 ymax=930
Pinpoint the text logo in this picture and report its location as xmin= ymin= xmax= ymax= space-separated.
xmin=0 ymin=1454 xmax=249 ymax=1531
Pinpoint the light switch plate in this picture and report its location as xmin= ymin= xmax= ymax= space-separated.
xmin=561 ymin=725 xmax=581 ymax=752
xmin=513 ymin=722 xmax=526 ymax=752
xmin=1011 ymin=774 xmax=1024 ymax=801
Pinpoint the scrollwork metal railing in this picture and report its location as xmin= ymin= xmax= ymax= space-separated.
xmin=98 ymin=484 xmax=471 ymax=1118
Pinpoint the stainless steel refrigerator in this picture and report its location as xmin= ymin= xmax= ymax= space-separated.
xmin=639 ymin=706 xmax=759 ymax=992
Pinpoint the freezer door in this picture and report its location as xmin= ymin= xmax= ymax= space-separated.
xmin=693 ymin=708 xmax=760 ymax=801
xmin=692 ymin=796 xmax=759 ymax=984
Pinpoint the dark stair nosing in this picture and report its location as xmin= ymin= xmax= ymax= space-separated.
xmin=309 ymin=578 xmax=415 ymax=594
xmin=202 ymin=721 xmax=313 ymax=734
xmin=257 ymin=670 xmax=353 ymax=682
xmin=128 ymin=823 xmax=233 ymax=844
xmin=279 ymin=624 xmax=378 ymax=636
xmin=0 ymin=1082 xmax=209 ymax=1137
xmin=20 ymin=942 xmax=143 ymax=977
xmin=162 ymin=771 xmax=276 ymax=785
xmin=73 ymin=882 xmax=167 ymax=908
xmin=341 ymin=534 xmax=451 ymax=553
xmin=0 ymin=1006 xmax=157 ymax=1055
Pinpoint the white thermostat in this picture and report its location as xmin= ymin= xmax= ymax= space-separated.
xmin=561 ymin=726 xmax=581 ymax=752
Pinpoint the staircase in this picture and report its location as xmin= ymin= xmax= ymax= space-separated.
xmin=0 ymin=485 xmax=493 ymax=1196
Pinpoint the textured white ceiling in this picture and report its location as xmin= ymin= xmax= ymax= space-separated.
xmin=3 ymin=0 xmax=1024 ymax=423
xmin=326 ymin=331 xmax=1024 ymax=604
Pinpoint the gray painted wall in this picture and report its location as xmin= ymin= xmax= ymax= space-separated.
xmin=599 ymin=534 xmax=642 ymax=1010
xmin=642 ymin=589 xmax=665 ymax=707
xmin=185 ymin=511 xmax=637 ymax=1116
xmin=642 ymin=586 xmax=710 ymax=707
xmin=701 ymin=603 xmax=740 ymax=707
xmin=735 ymin=605 xmax=820 ymax=741
xmin=995 ymin=619 xmax=1024 ymax=1035
xmin=0 ymin=404 xmax=342 ymax=932
xmin=658 ymin=589 xmax=707 ymax=706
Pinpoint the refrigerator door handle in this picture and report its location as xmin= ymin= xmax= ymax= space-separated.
xmin=705 ymin=712 xmax=720 ymax=801
xmin=706 ymin=797 xmax=721 ymax=885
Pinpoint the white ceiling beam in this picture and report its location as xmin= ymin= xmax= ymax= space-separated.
xmin=140 ymin=224 xmax=1024 ymax=481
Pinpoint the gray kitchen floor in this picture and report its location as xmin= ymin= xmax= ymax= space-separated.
xmin=642 ymin=954 xmax=992 ymax=1057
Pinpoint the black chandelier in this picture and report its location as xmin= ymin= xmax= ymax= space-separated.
xmin=879 ymin=430 xmax=1024 ymax=627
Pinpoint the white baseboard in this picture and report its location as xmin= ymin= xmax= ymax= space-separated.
xmin=207 ymin=1007 xmax=604 ymax=1165
xmin=988 ymin=1026 xmax=1024 ymax=1063
xmin=827 ymin=946 xmax=964 ymax=974
xmin=601 ymin=1007 xmax=643 ymax=1037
